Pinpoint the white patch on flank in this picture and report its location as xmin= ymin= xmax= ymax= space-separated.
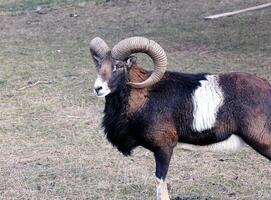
xmin=192 ymin=75 xmax=224 ymax=132
xmin=180 ymin=134 xmax=245 ymax=153
xmin=94 ymin=76 xmax=111 ymax=97
xmin=156 ymin=178 xmax=170 ymax=200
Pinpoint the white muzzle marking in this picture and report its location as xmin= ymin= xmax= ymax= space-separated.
xmin=94 ymin=76 xmax=111 ymax=97
xmin=192 ymin=75 xmax=224 ymax=132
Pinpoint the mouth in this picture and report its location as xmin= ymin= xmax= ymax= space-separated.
xmin=93 ymin=89 xmax=110 ymax=98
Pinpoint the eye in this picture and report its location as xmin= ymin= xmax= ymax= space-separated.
xmin=113 ymin=65 xmax=117 ymax=72
xmin=113 ymin=64 xmax=124 ymax=72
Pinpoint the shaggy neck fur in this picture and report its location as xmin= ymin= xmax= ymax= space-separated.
xmin=102 ymin=65 xmax=150 ymax=155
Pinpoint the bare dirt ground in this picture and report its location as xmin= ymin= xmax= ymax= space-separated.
xmin=0 ymin=0 xmax=270 ymax=199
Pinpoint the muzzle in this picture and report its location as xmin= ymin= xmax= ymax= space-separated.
xmin=93 ymin=76 xmax=111 ymax=97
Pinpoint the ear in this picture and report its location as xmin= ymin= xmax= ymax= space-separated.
xmin=91 ymin=51 xmax=102 ymax=68
xmin=126 ymin=56 xmax=137 ymax=68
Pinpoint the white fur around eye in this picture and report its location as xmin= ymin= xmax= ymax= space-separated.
xmin=113 ymin=65 xmax=117 ymax=72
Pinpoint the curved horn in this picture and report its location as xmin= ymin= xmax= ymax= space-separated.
xmin=89 ymin=37 xmax=110 ymax=59
xmin=111 ymin=37 xmax=167 ymax=88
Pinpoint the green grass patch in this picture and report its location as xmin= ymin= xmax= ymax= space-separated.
xmin=0 ymin=0 xmax=96 ymax=11
xmin=0 ymin=79 xmax=7 ymax=85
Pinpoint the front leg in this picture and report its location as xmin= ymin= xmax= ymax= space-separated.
xmin=154 ymin=146 xmax=173 ymax=200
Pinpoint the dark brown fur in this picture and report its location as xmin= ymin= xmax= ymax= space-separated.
xmin=219 ymin=73 xmax=271 ymax=159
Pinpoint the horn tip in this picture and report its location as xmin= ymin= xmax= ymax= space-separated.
xmin=127 ymin=82 xmax=143 ymax=88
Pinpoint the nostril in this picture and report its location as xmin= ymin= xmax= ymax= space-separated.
xmin=95 ymin=86 xmax=102 ymax=93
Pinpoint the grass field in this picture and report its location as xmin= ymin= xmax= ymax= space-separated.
xmin=0 ymin=0 xmax=270 ymax=199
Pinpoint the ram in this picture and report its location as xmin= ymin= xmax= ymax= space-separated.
xmin=90 ymin=36 xmax=271 ymax=200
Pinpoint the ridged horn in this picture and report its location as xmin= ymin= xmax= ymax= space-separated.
xmin=111 ymin=37 xmax=167 ymax=88
xmin=89 ymin=37 xmax=110 ymax=60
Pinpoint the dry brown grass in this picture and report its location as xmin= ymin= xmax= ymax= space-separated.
xmin=0 ymin=0 xmax=270 ymax=199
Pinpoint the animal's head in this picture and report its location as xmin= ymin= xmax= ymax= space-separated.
xmin=90 ymin=37 xmax=167 ymax=97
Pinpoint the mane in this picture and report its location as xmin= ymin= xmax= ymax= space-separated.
xmin=102 ymin=74 xmax=138 ymax=155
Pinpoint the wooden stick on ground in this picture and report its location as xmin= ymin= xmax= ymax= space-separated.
xmin=204 ymin=2 xmax=271 ymax=20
